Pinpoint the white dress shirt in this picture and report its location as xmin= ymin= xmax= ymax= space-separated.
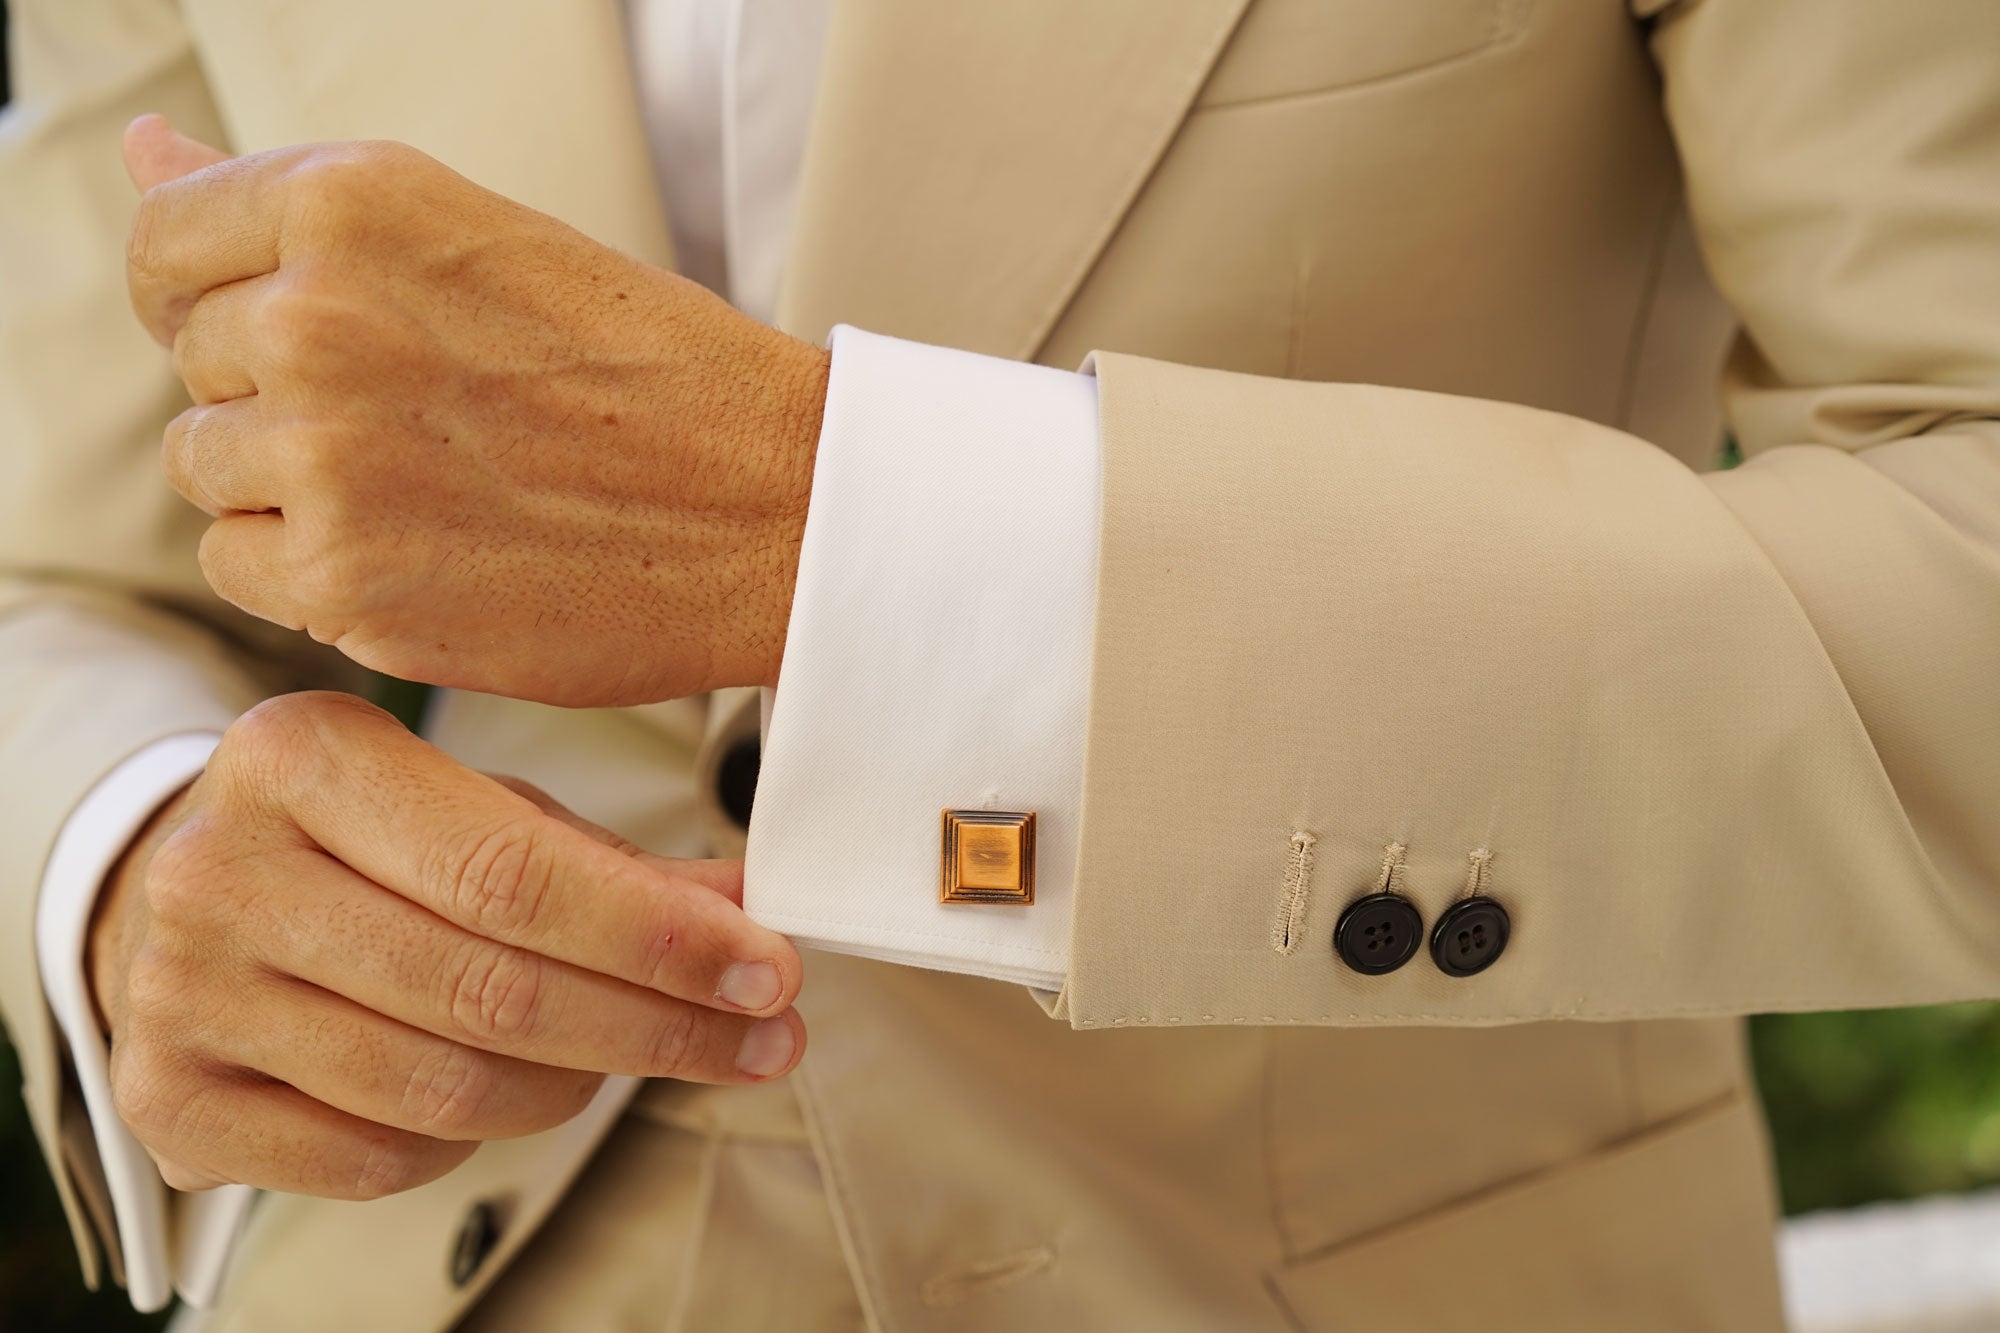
xmin=749 ymin=326 xmax=1094 ymax=991
xmin=34 ymin=0 xmax=1100 ymax=1310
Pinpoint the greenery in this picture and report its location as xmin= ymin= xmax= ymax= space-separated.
xmin=1752 ymin=1005 xmax=2000 ymax=1214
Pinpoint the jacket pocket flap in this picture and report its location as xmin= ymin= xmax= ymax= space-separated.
xmin=1199 ymin=0 xmax=1531 ymax=108
xmin=1265 ymin=1097 xmax=1786 ymax=1333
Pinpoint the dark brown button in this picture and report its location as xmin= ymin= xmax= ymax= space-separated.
xmin=716 ymin=736 xmax=760 ymax=829
xmin=1431 ymin=897 xmax=1510 ymax=977
xmin=1333 ymin=893 xmax=1422 ymax=975
xmin=448 ymin=1200 xmax=504 ymax=1288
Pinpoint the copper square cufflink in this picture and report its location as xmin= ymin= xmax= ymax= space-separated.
xmin=940 ymin=809 xmax=1036 ymax=905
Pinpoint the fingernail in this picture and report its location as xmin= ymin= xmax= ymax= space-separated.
xmin=735 ymin=1016 xmax=796 ymax=1078
xmin=717 ymin=960 xmax=782 ymax=1011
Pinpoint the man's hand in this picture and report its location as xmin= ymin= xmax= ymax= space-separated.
xmin=122 ymin=116 xmax=829 ymax=707
xmin=88 ymin=692 xmax=804 ymax=1200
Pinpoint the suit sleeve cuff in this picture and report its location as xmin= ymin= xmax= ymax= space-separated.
xmin=743 ymin=326 xmax=1101 ymax=991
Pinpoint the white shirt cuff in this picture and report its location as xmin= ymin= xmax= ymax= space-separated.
xmin=744 ymin=326 xmax=1101 ymax=992
xmin=33 ymin=732 xmax=256 ymax=1312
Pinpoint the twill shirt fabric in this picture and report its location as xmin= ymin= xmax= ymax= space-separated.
xmin=2 ymin=1 xmax=1998 ymax=1331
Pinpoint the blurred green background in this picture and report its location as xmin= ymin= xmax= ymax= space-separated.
xmin=1754 ymin=1006 xmax=2000 ymax=1215
xmin=7 ymin=4 xmax=2000 ymax=1330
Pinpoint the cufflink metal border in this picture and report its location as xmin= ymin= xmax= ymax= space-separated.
xmin=940 ymin=809 xmax=1036 ymax=905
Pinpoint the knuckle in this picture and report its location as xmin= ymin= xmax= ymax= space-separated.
xmin=219 ymin=688 xmax=382 ymax=804
xmin=140 ymin=828 xmax=225 ymax=926
xmin=121 ymin=941 xmax=186 ymax=1015
xmin=169 ymin=330 xmax=199 ymax=390
xmin=215 ymin=698 xmax=314 ymax=796
xmin=346 ymin=1136 xmax=423 ymax=1201
xmin=286 ymin=546 xmax=349 ymax=616
xmin=160 ymin=407 xmax=202 ymax=493
xmin=224 ymin=693 xmax=316 ymax=764
xmin=110 ymin=1046 xmax=193 ymax=1147
xmin=286 ymin=142 xmax=418 ymax=226
xmin=287 ymin=419 xmax=350 ymax=488
xmin=107 ymin=1056 xmax=164 ymax=1138
xmin=258 ymin=287 xmax=350 ymax=370
xmin=256 ymin=289 xmax=312 ymax=358
xmin=643 ymin=1008 xmax=705 ymax=1077
xmin=291 ymin=149 xmax=370 ymax=209
xmin=353 ymin=138 xmax=422 ymax=172
xmin=444 ymin=821 xmax=553 ymax=939
xmin=397 ymin=1043 xmax=492 ymax=1138
xmin=447 ymin=942 xmax=546 ymax=1045
xmin=194 ymin=520 xmax=251 ymax=607
xmin=288 ymin=538 xmax=374 ymax=619
xmin=125 ymin=197 xmax=167 ymax=285
xmin=223 ymin=691 xmax=381 ymax=784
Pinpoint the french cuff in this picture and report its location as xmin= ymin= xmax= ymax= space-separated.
xmin=743 ymin=326 xmax=1101 ymax=992
xmin=34 ymin=732 xmax=256 ymax=1312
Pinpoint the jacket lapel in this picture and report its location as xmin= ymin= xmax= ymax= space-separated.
xmin=180 ymin=0 xmax=675 ymax=268
xmin=185 ymin=0 xmax=1254 ymax=362
xmin=778 ymin=0 xmax=1253 ymax=360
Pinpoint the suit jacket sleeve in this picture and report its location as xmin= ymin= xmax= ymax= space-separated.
xmin=1055 ymin=0 xmax=2000 ymax=1029
xmin=0 ymin=0 xmax=366 ymax=1283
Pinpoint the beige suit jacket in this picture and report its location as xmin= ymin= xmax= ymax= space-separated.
xmin=4 ymin=0 xmax=1997 ymax=1329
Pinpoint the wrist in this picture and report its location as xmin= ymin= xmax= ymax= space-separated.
xmin=718 ymin=331 xmax=829 ymax=690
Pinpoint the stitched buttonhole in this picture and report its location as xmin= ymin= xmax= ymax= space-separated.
xmin=1271 ymin=829 xmax=1319 ymax=955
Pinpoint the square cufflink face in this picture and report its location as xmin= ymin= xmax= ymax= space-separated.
xmin=940 ymin=810 xmax=1036 ymax=905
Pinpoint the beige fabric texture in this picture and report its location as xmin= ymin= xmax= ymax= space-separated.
xmin=3 ymin=0 xmax=1996 ymax=1329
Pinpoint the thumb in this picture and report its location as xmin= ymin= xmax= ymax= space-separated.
xmin=123 ymin=114 xmax=230 ymax=193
